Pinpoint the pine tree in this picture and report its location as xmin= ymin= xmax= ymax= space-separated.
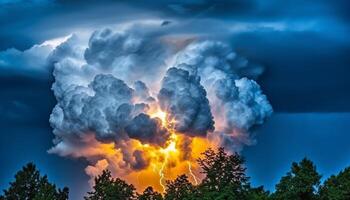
xmin=271 ymin=158 xmax=321 ymax=200
xmin=84 ymin=170 xmax=136 ymax=200
xmin=164 ymin=175 xmax=195 ymax=200
xmin=319 ymin=167 xmax=350 ymax=200
xmin=0 ymin=163 xmax=69 ymax=200
xmin=138 ymin=187 xmax=163 ymax=200
xmin=197 ymin=147 xmax=248 ymax=192
xmin=245 ymin=186 xmax=270 ymax=200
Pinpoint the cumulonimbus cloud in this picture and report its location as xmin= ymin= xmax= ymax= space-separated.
xmin=46 ymin=23 xmax=272 ymax=184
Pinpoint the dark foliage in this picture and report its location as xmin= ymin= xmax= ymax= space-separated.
xmin=84 ymin=170 xmax=137 ymax=200
xmin=3 ymin=148 xmax=350 ymax=200
xmin=271 ymin=158 xmax=321 ymax=200
xmin=319 ymin=167 xmax=350 ymax=200
xmin=164 ymin=175 xmax=195 ymax=200
xmin=138 ymin=187 xmax=163 ymax=200
xmin=0 ymin=163 xmax=68 ymax=200
xmin=197 ymin=147 xmax=248 ymax=199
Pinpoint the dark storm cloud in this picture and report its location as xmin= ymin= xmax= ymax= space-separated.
xmin=50 ymin=74 xmax=139 ymax=141
xmin=0 ymin=45 xmax=51 ymax=76
xmin=0 ymin=0 xmax=55 ymax=50
xmin=1 ymin=1 xmax=350 ymax=199
xmin=1 ymin=0 xmax=350 ymax=115
xmin=0 ymin=0 xmax=156 ymax=50
xmin=125 ymin=113 xmax=170 ymax=146
xmin=158 ymin=67 xmax=214 ymax=136
xmin=131 ymin=150 xmax=150 ymax=170
xmin=1 ymin=0 xmax=349 ymax=50
xmin=133 ymin=81 xmax=155 ymax=103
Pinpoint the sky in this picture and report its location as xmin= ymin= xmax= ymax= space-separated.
xmin=1 ymin=0 xmax=350 ymax=199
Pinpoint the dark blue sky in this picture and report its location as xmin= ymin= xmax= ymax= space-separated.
xmin=1 ymin=0 xmax=350 ymax=199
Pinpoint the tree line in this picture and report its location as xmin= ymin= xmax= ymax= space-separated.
xmin=1 ymin=147 xmax=350 ymax=200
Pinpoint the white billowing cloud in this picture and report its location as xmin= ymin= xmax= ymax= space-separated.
xmin=0 ymin=45 xmax=52 ymax=74
xmin=213 ymin=77 xmax=273 ymax=131
xmin=82 ymin=27 xmax=172 ymax=87
xmin=174 ymin=40 xmax=264 ymax=81
xmin=41 ymin=35 xmax=73 ymax=48
xmin=173 ymin=40 xmax=272 ymax=151
xmin=50 ymin=74 xmax=140 ymax=141
xmin=50 ymin=26 xmax=175 ymax=99
xmin=21 ymin=22 xmax=274 ymax=174
xmin=0 ymin=34 xmax=73 ymax=76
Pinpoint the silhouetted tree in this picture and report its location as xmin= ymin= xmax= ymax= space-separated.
xmin=8 ymin=149 xmax=350 ymax=200
xmin=138 ymin=187 xmax=163 ymax=200
xmin=164 ymin=175 xmax=195 ymax=200
xmin=271 ymin=158 xmax=321 ymax=200
xmin=245 ymin=186 xmax=270 ymax=200
xmin=84 ymin=169 xmax=136 ymax=200
xmin=197 ymin=147 xmax=248 ymax=193
xmin=56 ymin=188 xmax=69 ymax=200
xmin=319 ymin=167 xmax=350 ymax=200
xmin=0 ymin=163 xmax=69 ymax=200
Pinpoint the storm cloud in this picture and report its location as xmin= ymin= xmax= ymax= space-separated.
xmin=45 ymin=24 xmax=273 ymax=170
xmin=50 ymin=74 xmax=138 ymax=141
xmin=1 ymin=1 xmax=350 ymax=199
xmin=158 ymin=67 xmax=214 ymax=137
xmin=126 ymin=113 xmax=170 ymax=146
xmin=173 ymin=40 xmax=272 ymax=150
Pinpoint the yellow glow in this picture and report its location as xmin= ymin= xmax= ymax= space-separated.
xmin=86 ymin=110 xmax=218 ymax=193
xmin=150 ymin=110 xmax=167 ymax=126
xmin=157 ymin=133 xmax=179 ymax=192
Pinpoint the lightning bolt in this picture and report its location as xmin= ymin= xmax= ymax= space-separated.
xmin=151 ymin=111 xmax=180 ymax=193
xmin=158 ymin=133 xmax=177 ymax=193
xmin=187 ymin=161 xmax=198 ymax=185
xmin=159 ymin=153 xmax=169 ymax=192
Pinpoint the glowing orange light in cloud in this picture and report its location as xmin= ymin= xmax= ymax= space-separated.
xmin=82 ymin=109 xmax=217 ymax=193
